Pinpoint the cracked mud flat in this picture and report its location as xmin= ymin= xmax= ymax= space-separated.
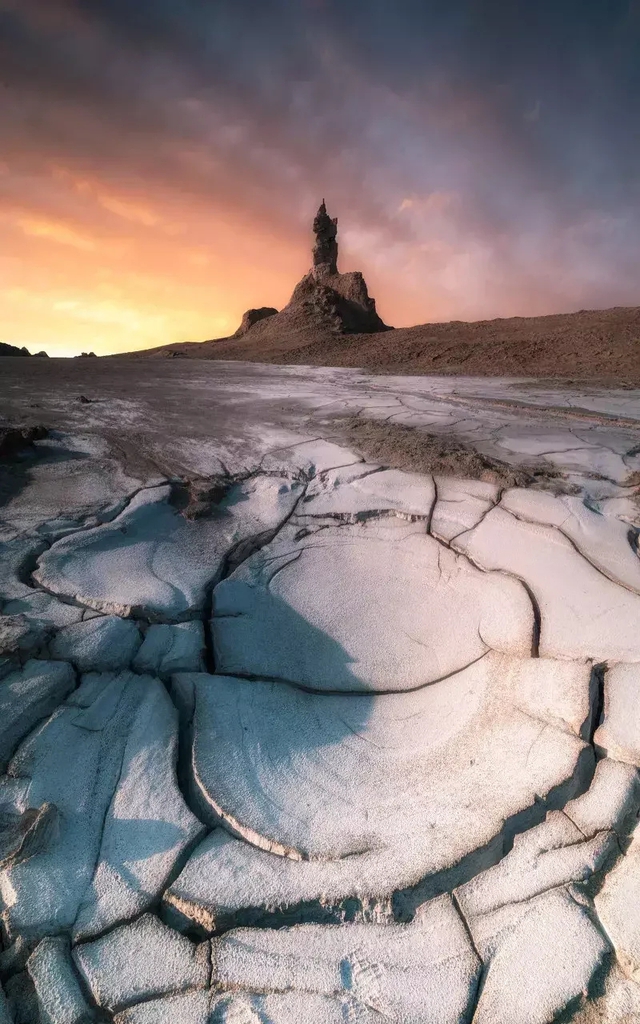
xmin=2 ymin=360 xmax=640 ymax=1023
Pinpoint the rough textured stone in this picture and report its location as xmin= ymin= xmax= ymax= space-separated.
xmin=455 ymin=811 xmax=616 ymax=920
xmin=0 ymin=659 xmax=75 ymax=768
xmin=132 ymin=622 xmax=205 ymax=678
xmin=0 ymin=671 xmax=203 ymax=944
xmin=211 ymin=896 xmax=480 ymax=1023
xmin=564 ymin=758 xmax=640 ymax=837
xmin=595 ymin=663 xmax=640 ymax=766
xmin=166 ymin=656 xmax=590 ymax=926
xmin=50 ymin=616 xmax=141 ymax=672
xmin=114 ymin=991 xmax=211 ymax=1024
xmin=212 ymin=521 xmax=535 ymax=691
xmin=232 ymin=307 xmax=278 ymax=338
xmin=5 ymin=972 xmax=39 ymax=1024
xmin=27 ymin=935 xmax=94 ymax=1024
xmin=454 ymin=506 xmax=640 ymax=661
xmin=73 ymin=914 xmax=209 ymax=1012
xmin=35 ymin=477 xmax=302 ymax=620
xmin=312 ymin=200 xmax=339 ymax=275
xmin=4 ymin=363 xmax=640 ymax=1024
xmin=471 ymin=887 xmax=610 ymax=1024
xmin=595 ymin=823 xmax=640 ymax=980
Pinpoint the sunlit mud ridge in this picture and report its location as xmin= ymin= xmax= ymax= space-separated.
xmin=2 ymin=362 xmax=640 ymax=1022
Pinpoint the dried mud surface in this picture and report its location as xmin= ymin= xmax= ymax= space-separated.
xmin=338 ymin=416 xmax=567 ymax=490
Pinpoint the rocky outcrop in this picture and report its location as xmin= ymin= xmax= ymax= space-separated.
xmin=232 ymin=307 xmax=278 ymax=338
xmin=0 ymin=344 xmax=31 ymax=357
xmin=285 ymin=201 xmax=389 ymax=334
xmin=312 ymin=199 xmax=339 ymax=276
xmin=0 ymin=425 xmax=47 ymax=460
xmin=226 ymin=202 xmax=389 ymax=345
xmin=0 ymin=344 xmax=48 ymax=356
xmin=288 ymin=265 xmax=388 ymax=334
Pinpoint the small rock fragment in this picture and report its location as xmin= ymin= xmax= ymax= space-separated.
xmin=50 ymin=616 xmax=141 ymax=673
xmin=564 ymin=758 xmax=640 ymax=837
xmin=132 ymin=622 xmax=205 ymax=678
xmin=595 ymin=822 xmax=640 ymax=979
xmin=471 ymin=887 xmax=610 ymax=1024
xmin=595 ymin=664 xmax=640 ymax=767
xmin=0 ymin=659 xmax=75 ymax=768
xmin=114 ymin=991 xmax=211 ymax=1023
xmin=73 ymin=914 xmax=209 ymax=1012
xmin=27 ymin=934 xmax=95 ymax=1024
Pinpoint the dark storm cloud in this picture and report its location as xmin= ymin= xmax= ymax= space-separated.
xmin=1 ymin=0 xmax=639 ymax=323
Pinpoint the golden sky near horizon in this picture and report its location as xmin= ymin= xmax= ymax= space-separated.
xmin=1 ymin=0 xmax=639 ymax=357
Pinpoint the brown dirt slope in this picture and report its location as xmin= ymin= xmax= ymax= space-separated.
xmin=120 ymin=304 xmax=640 ymax=382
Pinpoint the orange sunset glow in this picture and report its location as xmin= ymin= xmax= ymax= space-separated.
xmin=1 ymin=1 xmax=639 ymax=356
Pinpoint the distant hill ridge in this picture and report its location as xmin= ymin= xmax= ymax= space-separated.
xmin=0 ymin=343 xmax=49 ymax=357
xmin=122 ymin=302 xmax=640 ymax=383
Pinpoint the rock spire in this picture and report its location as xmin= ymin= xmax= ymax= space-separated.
xmin=312 ymin=200 xmax=339 ymax=276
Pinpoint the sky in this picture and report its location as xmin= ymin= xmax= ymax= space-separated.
xmin=1 ymin=0 xmax=639 ymax=356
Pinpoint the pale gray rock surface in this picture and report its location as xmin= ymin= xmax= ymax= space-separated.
xmin=4 ymin=362 xmax=640 ymax=1022
xmin=455 ymin=811 xmax=615 ymax=920
xmin=453 ymin=506 xmax=640 ymax=661
xmin=132 ymin=622 xmax=205 ymax=678
xmin=49 ymin=616 xmax=141 ymax=672
xmin=35 ymin=476 xmax=302 ymax=620
xmin=431 ymin=476 xmax=499 ymax=542
xmin=302 ymin=465 xmax=435 ymax=518
xmin=0 ymin=659 xmax=75 ymax=768
xmin=2 ymin=591 xmax=84 ymax=632
xmin=72 ymin=675 xmax=205 ymax=941
xmin=503 ymin=656 xmax=594 ymax=737
xmin=114 ymin=990 xmax=211 ymax=1024
xmin=169 ymin=656 xmax=589 ymax=919
xmin=500 ymin=487 xmax=640 ymax=593
xmin=211 ymin=992 xmax=358 ymax=1024
xmin=212 ymin=896 xmax=480 ymax=1023
xmin=0 ymin=432 xmax=142 ymax=539
xmin=563 ymin=758 xmax=640 ymax=837
xmin=259 ymin=439 xmax=362 ymax=477
xmin=73 ymin=914 xmax=209 ymax=1012
xmin=569 ymin=968 xmax=640 ymax=1023
xmin=595 ymin=822 xmax=640 ymax=980
xmin=0 ymin=671 xmax=202 ymax=944
xmin=27 ymin=934 xmax=94 ymax=1024
xmin=595 ymin=663 xmax=640 ymax=766
xmin=471 ymin=887 xmax=610 ymax=1023
xmin=213 ymin=521 xmax=535 ymax=691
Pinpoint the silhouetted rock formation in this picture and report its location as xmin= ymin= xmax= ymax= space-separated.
xmin=0 ymin=344 xmax=49 ymax=357
xmin=0 ymin=425 xmax=48 ymax=459
xmin=233 ymin=307 xmax=278 ymax=338
xmin=131 ymin=202 xmax=390 ymax=357
xmin=0 ymin=343 xmax=31 ymax=357
xmin=312 ymin=199 xmax=339 ymax=276
xmin=220 ymin=202 xmax=389 ymax=345
xmin=281 ymin=201 xmax=388 ymax=334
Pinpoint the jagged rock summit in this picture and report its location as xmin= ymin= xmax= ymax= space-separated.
xmin=232 ymin=307 xmax=278 ymax=338
xmin=230 ymin=201 xmax=389 ymax=345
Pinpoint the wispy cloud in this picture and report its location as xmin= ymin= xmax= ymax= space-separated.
xmin=0 ymin=0 xmax=639 ymax=353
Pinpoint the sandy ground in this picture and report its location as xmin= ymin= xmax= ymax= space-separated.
xmin=120 ymin=304 xmax=640 ymax=384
